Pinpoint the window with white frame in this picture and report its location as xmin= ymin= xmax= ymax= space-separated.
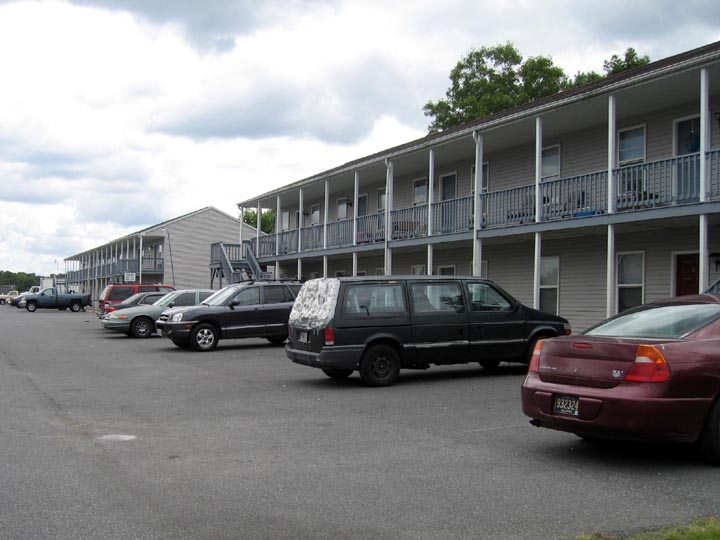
xmin=335 ymin=270 xmax=346 ymax=277
xmin=375 ymin=267 xmax=384 ymax=276
xmin=542 ymin=146 xmax=561 ymax=182
xmin=413 ymin=178 xmax=427 ymax=206
xmin=617 ymin=252 xmax=644 ymax=312
xmin=281 ymin=210 xmax=290 ymax=231
xmin=618 ymin=126 xmax=645 ymax=165
xmin=311 ymin=204 xmax=320 ymax=225
xmin=337 ymin=197 xmax=348 ymax=220
xmin=378 ymin=188 xmax=386 ymax=212
xmin=356 ymin=270 xmax=366 ymax=276
xmin=411 ymin=264 xmax=426 ymax=275
xmin=539 ymin=257 xmax=559 ymax=315
xmin=470 ymin=163 xmax=489 ymax=194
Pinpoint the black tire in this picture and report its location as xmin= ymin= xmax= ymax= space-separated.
xmin=697 ymin=399 xmax=720 ymax=464
xmin=322 ymin=368 xmax=353 ymax=380
xmin=69 ymin=302 xmax=81 ymax=312
xmin=479 ymin=359 xmax=501 ymax=370
xmin=172 ymin=339 xmax=191 ymax=349
xmin=26 ymin=302 xmax=37 ymax=312
xmin=190 ymin=323 xmax=219 ymax=352
xmin=359 ymin=344 xmax=400 ymax=387
xmin=130 ymin=317 xmax=155 ymax=338
xmin=267 ymin=335 xmax=287 ymax=346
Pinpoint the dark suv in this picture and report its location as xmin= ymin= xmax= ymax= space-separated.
xmin=286 ymin=276 xmax=571 ymax=386
xmin=157 ymin=281 xmax=303 ymax=351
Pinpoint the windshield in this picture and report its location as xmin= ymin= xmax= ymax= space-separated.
xmin=202 ymin=286 xmax=240 ymax=306
xmin=585 ymin=303 xmax=720 ymax=338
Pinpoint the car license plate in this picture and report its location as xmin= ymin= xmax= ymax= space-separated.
xmin=554 ymin=394 xmax=579 ymax=416
xmin=298 ymin=330 xmax=309 ymax=343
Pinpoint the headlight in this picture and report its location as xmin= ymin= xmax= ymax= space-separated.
xmin=171 ymin=312 xmax=184 ymax=322
xmin=109 ymin=313 xmax=128 ymax=320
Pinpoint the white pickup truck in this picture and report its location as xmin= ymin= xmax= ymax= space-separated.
xmin=0 ymin=290 xmax=20 ymax=304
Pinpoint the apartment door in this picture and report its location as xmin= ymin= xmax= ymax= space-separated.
xmin=675 ymin=253 xmax=698 ymax=296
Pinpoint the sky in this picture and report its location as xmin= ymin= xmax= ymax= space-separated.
xmin=1 ymin=0 xmax=719 ymax=276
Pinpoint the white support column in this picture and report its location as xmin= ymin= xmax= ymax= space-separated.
xmin=607 ymin=95 xmax=617 ymax=214
xmin=275 ymin=196 xmax=280 ymax=256
xmin=535 ymin=117 xmax=543 ymax=223
xmin=323 ymin=255 xmax=328 ymax=278
xmin=533 ymin=233 xmax=542 ymax=309
xmin=606 ymin=224 xmax=616 ymax=318
xmin=427 ymin=244 xmax=433 ymax=275
xmin=353 ymin=172 xmax=359 ymax=246
xmin=700 ymin=215 xmax=709 ymax=293
xmin=384 ymin=159 xmax=394 ymax=276
xmin=323 ymin=181 xmax=329 ymax=250
xmin=297 ymin=258 xmax=302 ymax=281
xmin=138 ymin=235 xmax=143 ymax=284
xmin=472 ymin=131 xmax=484 ymax=275
xmin=427 ymin=149 xmax=434 ymax=236
xmin=238 ymin=206 xmax=244 ymax=244
xmin=699 ymin=68 xmax=710 ymax=292
xmin=700 ymin=68 xmax=709 ymax=203
xmin=352 ymin=252 xmax=358 ymax=276
xmin=298 ymin=189 xmax=304 ymax=254
xmin=257 ymin=200 xmax=262 ymax=256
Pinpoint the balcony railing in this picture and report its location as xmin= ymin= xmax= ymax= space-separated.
xmin=66 ymin=257 xmax=164 ymax=283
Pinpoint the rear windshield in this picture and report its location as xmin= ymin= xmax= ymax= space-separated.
xmin=108 ymin=287 xmax=134 ymax=302
xmin=289 ymin=278 xmax=340 ymax=329
xmin=585 ymin=303 xmax=720 ymax=338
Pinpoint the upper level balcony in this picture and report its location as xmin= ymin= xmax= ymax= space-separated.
xmin=248 ymin=149 xmax=720 ymax=260
xmin=66 ymin=257 xmax=164 ymax=283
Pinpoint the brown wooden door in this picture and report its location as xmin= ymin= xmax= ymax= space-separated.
xmin=676 ymin=253 xmax=699 ymax=296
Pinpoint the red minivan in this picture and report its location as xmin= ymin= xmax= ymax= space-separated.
xmin=96 ymin=283 xmax=175 ymax=317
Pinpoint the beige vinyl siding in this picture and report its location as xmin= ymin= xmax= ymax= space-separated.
xmin=146 ymin=208 xmax=248 ymax=290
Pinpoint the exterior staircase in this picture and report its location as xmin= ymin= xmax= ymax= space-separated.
xmin=210 ymin=242 xmax=266 ymax=288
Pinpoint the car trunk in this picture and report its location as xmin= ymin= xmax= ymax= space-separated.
xmin=537 ymin=336 xmax=658 ymax=389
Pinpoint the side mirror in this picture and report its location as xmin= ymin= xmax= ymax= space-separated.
xmin=168 ymin=302 xmax=175 ymax=308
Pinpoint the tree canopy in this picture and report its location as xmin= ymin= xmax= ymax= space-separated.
xmin=423 ymin=43 xmax=650 ymax=133
xmin=243 ymin=209 xmax=276 ymax=234
xmin=0 ymin=271 xmax=40 ymax=292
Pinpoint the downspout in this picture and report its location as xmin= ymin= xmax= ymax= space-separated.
xmin=384 ymin=158 xmax=393 ymax=275
xmin=472 ymin=130 xmax=484 ymax=276
xmin=699 ymin=68 xmax=710 ymax=292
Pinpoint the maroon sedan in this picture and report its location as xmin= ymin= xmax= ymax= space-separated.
xmin=521 ymin=294 xmax=720 ymax=463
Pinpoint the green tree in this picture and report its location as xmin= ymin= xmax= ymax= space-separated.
xmin=424 ymin=43 xmax=650 ymax=133
xmin=423 ymin=42 xmax=568 ymax=133
xmin=243 ymin=209 xmax=276 ymax=234
xmin=602 ymin=47 xmax=650 ymax=75
xmin=0 ymin=271 xmax=40 ymax=292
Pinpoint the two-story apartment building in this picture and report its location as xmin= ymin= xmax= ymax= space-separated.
xmin=233 ymin=41 xmax=720 ymax=331
xmin=65 ymin=207 xmax=255 ymax=303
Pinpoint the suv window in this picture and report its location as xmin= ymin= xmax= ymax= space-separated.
xmin=109 ymin=288 xmax=134 ymax=302
xmin=199 ymin=291 xmax=214 ymax=302
xmin=410 ymin=283 xmax=464 ymax=314
xmin=289 ymin=284 xmax=302 ymax=297
xmin=173 ymin=292 xmax=198 ymax=306
xmin=233 ymin=287 xmax=260 ymax=306
xmin=264 ymin=285 xmax=293 ymax=304
xmin=467 ymin=283 xmax=512 ymax=312
xmin=342 ymin=284 xmax=406 ymax=316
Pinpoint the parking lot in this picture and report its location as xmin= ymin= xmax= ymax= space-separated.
xmin=1 ymin=307 xmax=718 ymax=540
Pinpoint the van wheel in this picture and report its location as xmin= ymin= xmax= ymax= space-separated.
xmin=479 ymin=359 xmax=501 ymax=370
xmin=190 ymin=323 xmax=218 ymax=352
xmin=322 ymin=368 xmax=353 ymax=380
xmin=130 ymin=317 xmax=154 ymax=338
xmin=697 ymin=399 xmax=720 ymax=464
xmin=359 ymin=344 xmax=400 ymax=387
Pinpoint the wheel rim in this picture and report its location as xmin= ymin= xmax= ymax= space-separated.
xmin=195 ymin=328 xmax=215 ymax=349
xmin=369 ymin=353 xmax=392 ymax=379
xmin=135 ymin=320 xmax=151 ymax=337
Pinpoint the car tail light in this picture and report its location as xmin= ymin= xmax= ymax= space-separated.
xmin=625 ymin=345 xmax=671 ymax=383
xmin=528 ymin=339 xmax=544 ymax=373
xmin=324 ymin=327 xmax=335 ymax=346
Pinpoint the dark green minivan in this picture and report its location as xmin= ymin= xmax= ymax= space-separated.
xmin=286 ymin=276 xmax=571 ymax=386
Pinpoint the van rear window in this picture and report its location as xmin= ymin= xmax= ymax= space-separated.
xmin=108 ymin=288 xmax=134 ymax=301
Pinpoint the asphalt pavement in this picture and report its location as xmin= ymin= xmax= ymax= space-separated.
xmin=0 ymin=307 xmax=718 ymax=540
